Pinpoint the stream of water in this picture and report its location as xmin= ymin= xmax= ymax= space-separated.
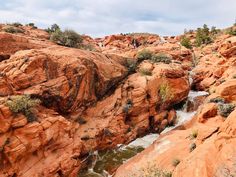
xmin=78 ymin=90 xmax=208 ymax=177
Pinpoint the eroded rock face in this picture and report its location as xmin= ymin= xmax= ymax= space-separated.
xmin=0 ymin=32 xmax=49 ymax=59
xmin=192 ymin=36 xmax=236 ymax=91
xmin=115 ymin=33 xmax=236 ymax=177
xmin=0 ymin=104 xmax=82 ymax=177
xmin=0 ymin=34 xmax=190 ymax=176
xmin=0 ymin=46 xmax=128 ymax=113
xmin=80 ymin=62 xmax=190 ymax=150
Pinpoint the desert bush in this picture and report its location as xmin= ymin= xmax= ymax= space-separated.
xmin=139 ymin=68 xmax=152 ymax=76
xmin=137 ymin=49 xmax=153 ymax=61
xmin=159 ymin=82 xmax=173 ymax=102
xmin=11 ymin=22 xmax=23 ymax=27
xmin=218 ymin=103 xmax=235 ymax=117
xmin=6 ymin=95 xmax=41 ymax=122
xmin=172 ymin=158 xmax=180 ymax=167
xmin=4 ymin=26 xmax=24 ymax=33
xmin=209 ymin=97 xmax=225 ymax=104
xmin=151 ymin=54 xmax=172 ymax=64
xmin=124 ymin=58 xmax=137 ymax=73
xmin=26 ymin=23 xmax=37 ymax=29
xmin=180 ymin=36 xmax=192 ymax=49
xmin=50 ymin=29 xmax=83 ymax=48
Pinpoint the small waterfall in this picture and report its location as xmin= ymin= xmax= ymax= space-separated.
xmin=79 ymin=70 xmax=209 ymax=177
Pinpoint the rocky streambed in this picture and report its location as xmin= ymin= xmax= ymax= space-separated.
xmin=78 ymin=90 xmax=208 ymax=177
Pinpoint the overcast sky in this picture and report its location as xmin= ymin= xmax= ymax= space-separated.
xmin=0 ymin=0 xmax=235 ymax=37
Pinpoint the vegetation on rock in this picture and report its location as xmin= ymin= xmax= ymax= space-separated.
xmin=139 ymin=68 xmax=152 ymax=76
xmin=6 ymin=95 xmax=41 ymax=122
xmin=137 ymin=50 xmax=172 ymax=64
xmin=195 ymin=24 xmax=213 ymax=47
xmin=124 ymin=58 xmax=137 ymax=74
xmin=180 ymin=36 xmax=192 ymax=49
xmin=218 ymin=103 xmax=235 ymax=117
xmin=189 ymin=129 xmax=198 ymax=139
xmin=3 ymin=26 xmax=24 ymax=33
xmin=159 ymin=82 xmax=173 ymax=102
xmin=137 ymin=49 xmax=153 ymax=61
xmin=151 ymin=53 xmax=172 ymax=64
xmin=50 ymin=29 xmax=83 ymax=48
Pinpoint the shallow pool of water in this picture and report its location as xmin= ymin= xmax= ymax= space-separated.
xmin=78 ymin=146 xmax=144 ymax=177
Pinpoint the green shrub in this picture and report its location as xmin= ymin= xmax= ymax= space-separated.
xmin=11 ymin=22 xmax=23 ymax=27
xmin=139 ymin=68 xmax=152 ymax=76
xmin=137 ymin=49 xmax=153 ymax=61
xmin=180 ymin=37 xmax=191 ymax=48
xmin=6 ymin=95 xmax=41 ymax=122
xmin=124 ymin=58 xmax=137 ymax=74
xmin=218 ymin=103 xmax=235 ymax=117
xmin=151 ymin=54 xmax=172 ymax=64
xmin=180 ymin=36 xmax=192 ymax=49
xmin=50 ymin=29 xmax=83 ymax=48
xmin=26 ymin=23 xmax=37 ymax=29
xmin=3 ymin=26 xmax=24 ymax=34
xmin=195 ymin=24 xmax=213 ymax=47
xmin=172 ymin=158 xmax=180 ymax=167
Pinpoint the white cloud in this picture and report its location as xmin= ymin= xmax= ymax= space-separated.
xmin=0 ymin=0 xmax=235 ymax=37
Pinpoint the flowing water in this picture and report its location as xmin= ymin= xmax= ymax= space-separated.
xmin=78 ymin=90 xmax=208 ymax=177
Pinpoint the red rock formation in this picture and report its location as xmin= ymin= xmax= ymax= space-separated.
xmin=115 ymin=32 xmax=236 ymax=177
xmin=0 ymin=25 xmax=191 ymax=176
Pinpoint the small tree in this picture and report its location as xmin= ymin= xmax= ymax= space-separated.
xmin=46 ymin=24 xmax=60 ymax=33
xmin=195 ymin=25 xmax=212 ymax=47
